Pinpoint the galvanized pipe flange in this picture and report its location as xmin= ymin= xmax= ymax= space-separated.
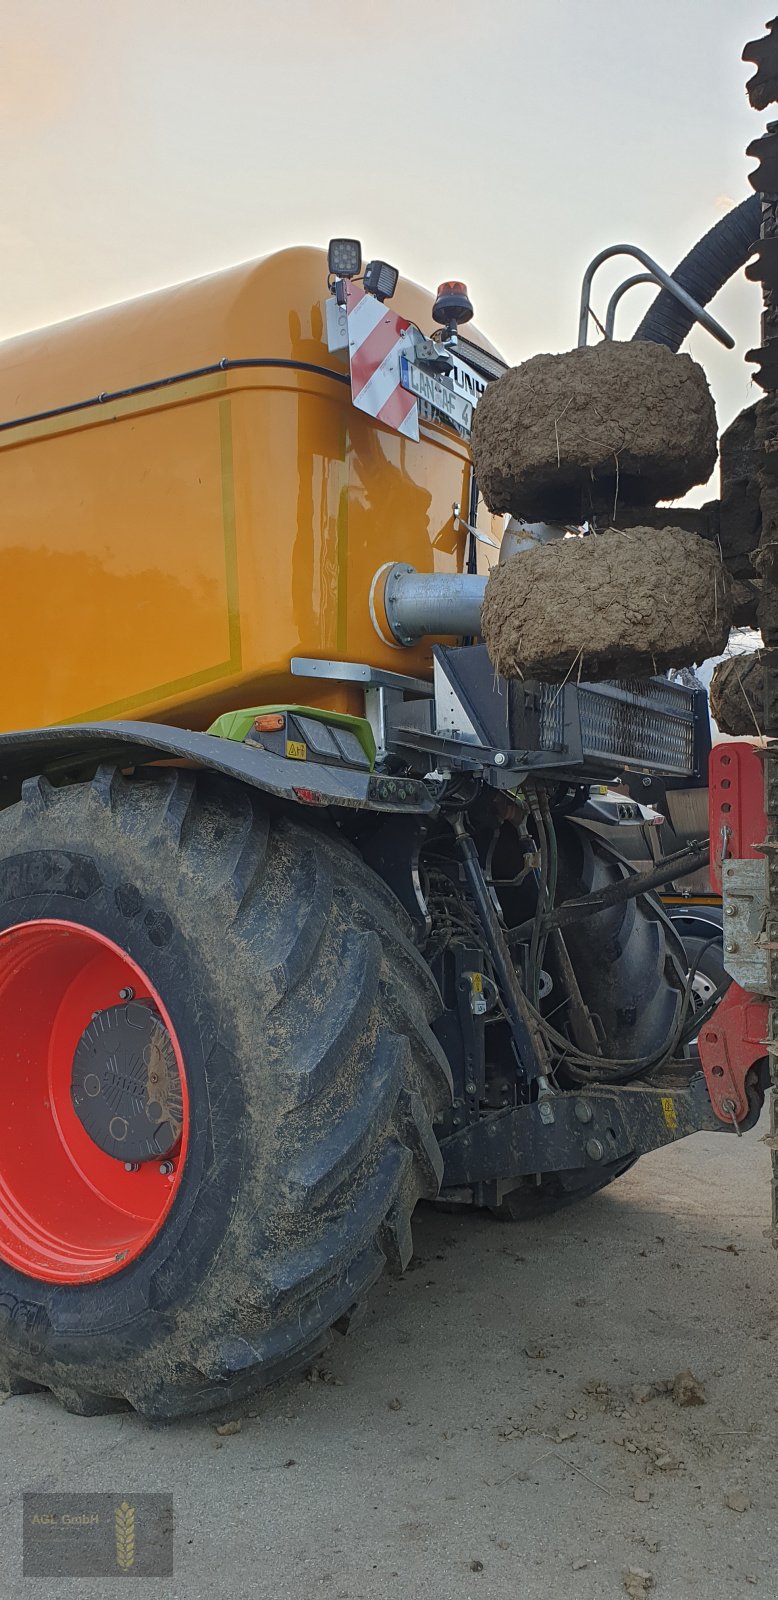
xmin=372 ymin=562 xmax=488 ymax=646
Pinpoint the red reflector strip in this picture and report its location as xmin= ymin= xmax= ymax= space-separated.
xmin=350 ymin=312 xmax=405 ymax=398
xmin=343 ymin=278 xmax=419 ymax=442
xmin=376 ymin=383 xmax=417 ymax=433
xmin=293 ymin=788 xmax=327 ymax=806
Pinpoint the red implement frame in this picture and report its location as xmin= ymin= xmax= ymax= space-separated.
xmin=701 ymin=742 xmax=769 ymax=1125
xmin=708 ymin=741 xmax=765 ymax=892
xmin=697 ymin=986 xmax=767 ymax=1124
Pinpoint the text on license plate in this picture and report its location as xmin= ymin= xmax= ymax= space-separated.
xmin=400 ymin=357 xmax=474 ymax=435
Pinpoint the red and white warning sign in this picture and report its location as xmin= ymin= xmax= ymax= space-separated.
xmin=343 ymin=280 xmax=419 ymax=441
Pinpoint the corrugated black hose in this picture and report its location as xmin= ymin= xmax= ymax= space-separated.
xmin=631 ymin=194 xmax=760 ymax=350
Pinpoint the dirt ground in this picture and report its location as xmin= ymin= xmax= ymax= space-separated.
xmin=2 ymin=1114 xmax=776 ymax=1600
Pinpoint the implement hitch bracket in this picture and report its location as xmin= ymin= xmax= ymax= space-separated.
xmin=697 ymin=985 xmax=768 ymax=1127
xmin=441 ymin=1075 xmax=726 ymax=1191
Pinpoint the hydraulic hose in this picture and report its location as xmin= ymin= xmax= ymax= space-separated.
xmin=631 ymin=194 xmax=760 ymax=350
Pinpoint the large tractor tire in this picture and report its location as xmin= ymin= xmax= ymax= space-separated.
xmin=493 ymin=820 xmax=685 ymax=1221
xmin=554 ymin=820 xmax=687 ymax=1061
xmin=0 ymin=767 xmax=451 ymax=1418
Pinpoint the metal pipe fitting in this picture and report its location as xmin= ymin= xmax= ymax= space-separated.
xmin=604 ymin=272 xmax=659 ymax=339
xmin=372 ymin=562 xmax=487 ymax=646
xmin=578 ymin=243 xmax=735 ymax=349
xmin=499 ymin=518 xmax=567 ymax=561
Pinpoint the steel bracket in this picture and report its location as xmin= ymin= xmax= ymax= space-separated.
xmin=440 ymin=1075 xmax=727 ymax=1190
xmin=721 ymin=856 xmax=770 ymax=990
xmin=697 ymin=983 xmax=769 ymax=1125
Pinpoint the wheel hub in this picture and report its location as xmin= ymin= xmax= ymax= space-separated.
xmin=0 ymin=918 xmax=189 ymax=1282
xmin=71 ymin=1000 xmax=184 ymax=1161
xmin=691 ymin=971 xmax=718 ymax=1007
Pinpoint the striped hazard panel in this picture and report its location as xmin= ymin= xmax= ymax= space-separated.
xmin=344 ymin=280 xmax=419 ymax=441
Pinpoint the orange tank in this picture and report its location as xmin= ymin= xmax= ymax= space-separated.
xmin=0 ymin=246 xmax=489 ymax=730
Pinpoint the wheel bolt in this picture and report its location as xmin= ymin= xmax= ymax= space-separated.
xmin=159 ymin=1160 xmax=174 ymax=1175
xmin=119 ymin=987 xmax=135 ymax=1001
xmin=124 ymin=1161 xmax=140 ymax=1173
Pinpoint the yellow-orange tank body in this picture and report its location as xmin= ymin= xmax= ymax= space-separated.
xmin=0 ymin=246 xmax=486 ymax=730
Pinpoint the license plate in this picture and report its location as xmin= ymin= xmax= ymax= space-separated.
xmin=448 ymin=353 xmax=488 ymax=412
xmin=400 ymin=356 xmax=474 ymax=435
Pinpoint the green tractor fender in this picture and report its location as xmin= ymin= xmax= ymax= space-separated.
xmin=0 ymin=719 xmax=435 ymax=815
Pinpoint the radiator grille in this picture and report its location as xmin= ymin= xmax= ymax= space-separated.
xmin=535 ymin=682 xmax=566 ymax=752
xmin=574 ymin=680 xmax=695 ymax=775
xmin=432 ymin=646 xmax=700 ymax=780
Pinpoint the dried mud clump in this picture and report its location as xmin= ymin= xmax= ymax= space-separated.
xmin=709 ymin=651 xmax=763 ymax=736
xmin=730 ymin=577 xmax=761 ymax=629
xmin=481 ymin=527 xmax=731 ymax=683
xmin=470 ymin=341 xmax=718 ymax=521
xmin=718 ymin=401 xmax=762 ymax=576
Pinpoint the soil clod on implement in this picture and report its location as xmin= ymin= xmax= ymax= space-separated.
xmin=710 ymin=650 xmax=764 ymax=736
xmin=481 ymin=526 xmax=732 ymax=683
xmin=470 ymin=341 xmax=718 ymax=521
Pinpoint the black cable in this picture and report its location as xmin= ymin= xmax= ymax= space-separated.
xmin=531 ymin=935 xmax=724 ymax=1085
xmin=506 ymin=838 xmax=711 ymax=947
xmin=527 ymin=794 xmax=549 ymax=1008
xmin=0 ymin=357 xmax=350 ymax=436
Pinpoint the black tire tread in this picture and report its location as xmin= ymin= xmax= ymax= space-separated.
xmin=489 ymin=823 xmax=684 ymax=1221
xmin=0 ymin=768 xmax=451 ymax=1418
xmin=554 ymin=821 xmax=686 ymax=1061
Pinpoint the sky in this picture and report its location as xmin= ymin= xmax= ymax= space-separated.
xmin=0 ymin=0 xmax=768 ymax=494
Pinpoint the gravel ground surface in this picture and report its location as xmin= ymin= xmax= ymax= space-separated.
xmin=2 ymin=1115 xmax=776 ymax=1599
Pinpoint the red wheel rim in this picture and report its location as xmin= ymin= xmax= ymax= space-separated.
xmin=0 ymin=919 xmax=189 ymax=1284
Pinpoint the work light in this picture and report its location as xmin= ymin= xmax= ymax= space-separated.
xmin=328 ymin=238 xmax=362 ymax=278
xmin=363 ymin=260 xmax=399 ymax=302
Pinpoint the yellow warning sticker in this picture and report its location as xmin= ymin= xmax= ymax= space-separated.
xmin=660 ymin=1095 xmax=678 ymax=1131
xmin=472 ymin=972 xmax=483 ymax=993
xmin=286 ymin=740 xmax=307 ymax=761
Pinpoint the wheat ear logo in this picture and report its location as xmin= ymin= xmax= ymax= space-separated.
xmin=114 ymin=1501 xmax=136 ymax=1570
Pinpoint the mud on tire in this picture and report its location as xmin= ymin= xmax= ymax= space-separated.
xmin=0 ymin=768 xmax=451 ymax=1418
